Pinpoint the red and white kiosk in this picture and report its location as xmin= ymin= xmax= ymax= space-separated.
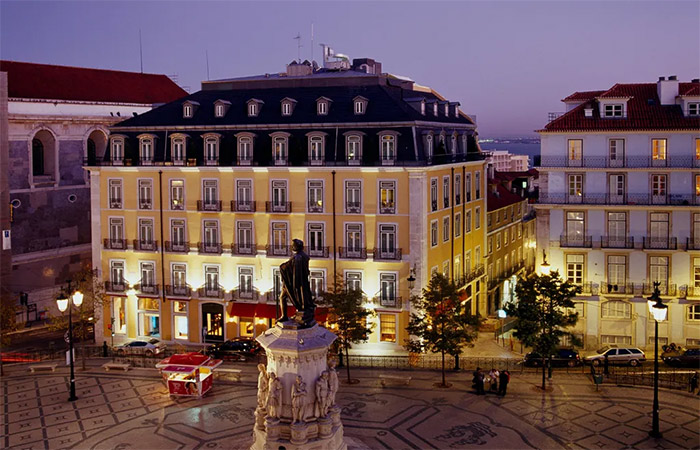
xmin=155 ymin=352 xmax=222 ymax=397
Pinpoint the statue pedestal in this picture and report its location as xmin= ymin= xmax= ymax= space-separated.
xmin=251 ymin=322 xmax=346 ymax=450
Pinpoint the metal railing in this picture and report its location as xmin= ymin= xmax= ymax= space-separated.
xmin=231 ymin=200 xmax=256 ymax=212
xmin=600 ymin=282 xmax=635 ymax=295
xmin=266 ymin=245 xmax=291 ymax=257
xmin=103 ymin=238 xmax=126 ymax=250
xmin=197 ymin=200 xmax=222 ymax=212
xmin=198 ymin=242 xmax=222 ymax=254
xmin=539 ymin=155 xmax=698 ymax=169
xmin=265 ymin=201 xmax=292 ymax=213
xmin=165 ymin=241 xmax=189 ymax=253
xmin=339 ymin=247 xmax=367 ymax=260
xmin=642 ymin=282 xmax=676 ymax=296
xmin=232 ymin=243 xmax=257 ymax=256
xmin=380 ymin=203 xmax=396 ymax=214
xmin=374 ymin=295 xmax=403 ymax=308
xmin=643 ymin=237 xmax=678 ymax=250
xmin=373 ymin=248 xmax=402 ymax=261
xmin=345 ymin=202 xmax=362 ymax=214
xmin=308 ymin=204 xmax=324 ymax=213
xmin=105 ymin=281 xmax=126 ymax=293
xmin=455 ymin=265 xmax=485 ymax=288
xmin=601 ymin=236 xmax=634 ymax=249
xmin=135 ymin=283 xmax=159 ymax=295
xmin=560 ymin=234 xmax=593 ymax=248
xmin=165 ymin=285 xmax=192 ymax=297
xmin=308 ymin=246 xmax=330 ymax=258
xmin=133 ymin=240 xmax=158 ymax=251
xmin=539 ymin=193 xmax=700 ymax=206
xmin=198 ymin=286 xmax=224 ymax=299
xmin=687 ymin=238 xmax=700 ymax=250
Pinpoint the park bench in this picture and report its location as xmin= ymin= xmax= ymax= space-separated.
xmin=29 ymin=364 xmax=57 ymax=373
xmin=379 ymin=374 xmax=412 ymax=387
xmin=102 ymin=362 xmax=131 ymax=372
xmin=215 ymin=368 xmax=242 ymax=381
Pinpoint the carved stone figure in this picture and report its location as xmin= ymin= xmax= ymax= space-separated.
xmin=256 ymin=364 xmax=269 ymax=409
xmin=266 ymin=372 xmax=282 ymax=419
xmin=327 ymin=360 xmax=339 ymax=407
xmin=291 ymin=375 xmax=307 ymax=424
xmin=315 ymin=371 xmax=331 ymax=417
xmin=278 ymin=239 xmax=316 ymax=326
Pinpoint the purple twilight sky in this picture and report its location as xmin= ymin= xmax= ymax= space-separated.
xmin=1 ymin=1 xmax=698 ymax=137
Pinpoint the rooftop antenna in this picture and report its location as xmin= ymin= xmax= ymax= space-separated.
xmin=139 ymin=29 xmax=143 ymax=73
xmin=311 ymin=23 xmax=314 ymax=64
xmin=294 ymin=33 xmax=302 ymax=63
xmin=206 ymin=50 xmax=210 ymax=80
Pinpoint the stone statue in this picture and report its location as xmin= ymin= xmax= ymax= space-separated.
xmin=256 ymin=364 xmax=269 ymax=409
xmin=315 ymin=371 xmax=331 ymax=417
xmin=266 ymin=372 xmax=282 ymax=419
xmin=291 ymin=375 xmax=307 ymax=424
xmin=327 ymin=360 xmax=339 ymax=407
xmin=278 ymin=239 xmax=316 ymax=326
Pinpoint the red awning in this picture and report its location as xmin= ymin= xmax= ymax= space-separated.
xmin=169 ymin=352 xmax=210 ymax=366
xmin=255 ymin=304 xmax=296 ymax=319
xmin=315 ymin=307 xmax=329 ymax=322
xmin=228 ymin=302 xmax=258 ymax=318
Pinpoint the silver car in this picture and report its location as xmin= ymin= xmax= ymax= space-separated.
xmin=584 ymin=345 xmax=646 ymax=367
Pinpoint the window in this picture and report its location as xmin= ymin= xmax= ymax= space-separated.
xmin=566 ymin=254 xmax=584 ymax=285
xmin=475 ymin=172 xmax=481 ymax=199
xmin=271 ymin=222 xmax=288 ymax=254
xmin=111 ymin=137 xmax=124 ymax=162
xmin=433 ymin=103 xmax=438 ymax=116
xmin=465 ymin=251 xmax=472 ymax=273
xmin=378 ymin=224 xmax=397 ymax=256
xmin=420 ymin=101 xmax=426 ymax=115
xmin=170 ymin=219 xmax=186 ymax=251
xmin=236 ymin=180 xmax=253 ymax=211
xmin=204 ymin=136 xmax=219 ymax=165
xmin=171 ymin=263 xmax=187 ymax=289
xmin=609 ymin=139 xmax=624 ymax=166
xmin=695 ymin=174 xmax=700 ymax=197
xmin=139 ymin=137 xmax=153 ymax=163
xmin=566 ymin=211 xmax=585 ymax=242
xmin=696 ymin=139 xmax=700 ymax=162
xmin=317 ymin=100 xmax=328 ymax=116
xmin=688 ymin=304 xmax=700 ymax=321
xmin=425 ymin=134 xmax=433 ymax=159
xmin=465 ymin=173 xmax=472 ymax=202
xmin=609 ymin=174 xmax=625 ymax=203
xmin=607 ymin=255 xmax=626 ymax=290
xmin=307 ymin=223 xmax=325 ymax=256
xmin=139 ymin=261 xmax=156 ymax=289
xmin=443 ymin=176 xmax=450 ymax=209
xmin=455 ymin=213 xmax=461 ymax=238
xmin=346 ymin=272 xmax=362 ymax=292
xmin=431 ymin=220 xmax=438 ymax=247
xmin=430 ymin=178 xmax=438 ymax=211
xmin=694 ymin=257 xmax=700 ymax=289
xmin=309 ymin=135 xmax=324 ymax=164
xmin=109 ymin=179 xmax=122 ymax=209
xmin=173 ymin=301 xmax=188 ymax=340
xmin=138 ymin=218 xmax=155 ymax=248
xmin=345 ymin=223 xmax=363 ymax=255
xmin=170 ymin=180 xmax=184 ymax=210
xmin=138 ymin=179 xmax=153 ymax=209
xmin=183 ymin=104 xmax=192 ymax=118
xmin=273 ymin=269 xmax=282 ymax=302
xmin=689 ymin=103 xmax=700 ymax=116
xmin=651 ymin=174 xmax=667 ymax=201
xmin=475 ymin=207 xmax=481 ymax=229
xmin=307 ymin=180 xmax=324 ymax=213
xmin=171 ymin=137 xmax=185 ymax=163
xmin=488 ymin=237 xmax=493 ymax=254
xmin=380 ymin=134 xmax=396 ymax=163
xmin=346 ymin=134 xmax=362 ymax=164
xmin=649 ymin=212 xmax=669 ymax=244
xmin=271 ymin=180 xmax=288 ymax=211
xmin=282 ymin=101 xmax=292 ymax=116
xmin=465 ymin=210 xmax=472 ymax=233
xmin=310 ymin=270 xmax=325 ymax=299
xmin=108 ymin=218 xmax=124 ymax=247
xmin=379 ymin=314 xmax=396 ymax=342
xmin=567 ymin=174 xmax=583 ymax=201
xmin=215 ymin=103 xmax=225 ymax=118
xmin=354 ymin=98 xmax=366 ymax=115
xmin=380 ymin=273 xmax=397 ymax=306
xmin=496 ymin=233 xmax=501 ymax=250
xmin=203 ymin=220 xmax=219 ymax=247
xmin=694 ymin=213 xmax=700 ymax=246
xmin=607 ymin=212 xmax=627 ymax=243
xmin=652 ymin=139 xmax=667 ymax=161
xmin=238 ymin=267 xmax=254 ymax=298
xmin=238 ymin=136 xmax=252 ymax=165
xmin=236 ymin=221 xmax=254 ymax=252
xmin=451 ymin=135 xmax=457 ymax=154
xmin=203 ymin=179 xmax=218 ymax=209
xmin=204 ymin=265 xmax=220 ymax=292
xmin=568 ymin=140 xmax=582 ymax=163
xmin=604 ymin=104 xmax=623 ymax=117
xmin=345 ymin=180 xmax=361 ymax=213
xmin=454 ymin=174 xmax=462 ymax=205
xmin=602 ymin=301 xmax=631 ymax=319
xmin=110 ymin=260 xmax=125 ymax=288
xmin=248 ymin=102 xmax=258 ymax=117
xmin=601 ymin=335 xmax=632 ymax=345
xmin=443 ymin=217 xmax=450 ymax=242
xmin=379 ymin=181 xmax=396 ymax=214
xmin=273 ymin=136 xmax=287 ymax=165
xmin=649 ymin=256 xmax=669 ymax=291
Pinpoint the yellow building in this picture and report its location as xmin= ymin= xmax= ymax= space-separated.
xmin=88 ymin=58 xmax=487 ymax=353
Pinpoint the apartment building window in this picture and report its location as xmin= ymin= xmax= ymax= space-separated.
xmin=203 ymin=179 xmax=218 ymax=210
xmin=110 ymin=260 xmax=125 ymax=288
xmin=425 ymin=134 xmax=433 ymax=159
xmin=172 ymin=263 xmax=187 ymax=290
xmin=138 ymin=218 xmax=155 ymax=248
xmin=111 ymin=137 xmax=124 ymax=162
xmin=138 ymin=179 xmax=153 ymax=210
xmin=236 ymin=180 xmax=254 ymax=211
xmin=203 ymin=220 xmax=219 ymax=249
xmin=609 ymin=139 xmax=624 ymax=167
xmin=602 ymin=301 xmax=631 ymax=319
xmin=379 ymin=181 xmax=396 ymax=214
xmin=112 ymin=297 xmax=127 ymax=333
xmin=566 ymin=211 xmax=585 ymax=243
xmin=346 ymin=272 xmax=362 ymax=292
xmin=379 ymin=314 xmax=396 ymax=342
xmin=170 ymin=219 xmax=186 ymax=251
xmin=282 ymin=101 xmax=292 ymax=116
xmin=607 ymin=255 xmax=627 ymax=291
xmin=568 ymin=140 xmax=582 ymax=164
xmin=566 ymin=254 xmax=584 ymax=285
xmin=307 ymin=223 xmax=325 ymax=256
xmin=236 ymin=221 xmax=254 ymax=252
xmin=248 ymin=102 xmax=258 ymax=117
xmin=442 ymin=217 xmax=450 ymax=242
xmin=689 ymin=103 xmax=700 ymax=116
xmin=380 ymin=134 xmax=396 ymax=163
xmin=430 ymin=178 xmax=438 ymax=211
xmin=465 ymin=251 xmax=472 ymax=273
xmin=238 ymin=136 xmax=252 ymax=165
xmin=345 ymin=181 xmax=361 ymax=213
xmin=346 ymin=134 xmax=362 ymax=164
xmin=108 ymin=179 xmax=122 ymax=209
xmin=271 ymin=180 xmax=288 ymax=212
xmin=695 ymin=175 xmax=700 ymax=198
xmin=455 ymin=174 xmax=462 ymax=205
xmin=475 ymin=172 xmax=481 ymax=199
xmin=649 ymin=212 xmax=669 ymax=245
xmin=649 ymin=256 xmax=669 ymax=291
xmin=379 ymin=224 xmax=397 ymax=255
xmin=238 ymin=267 xmax=254 ymax=298
xmin=204 ymin=265 xmax=220 ymax=292
xmin=139 ymin=136 xmax=153 ymax=163
xmin=475 ymin=207 xmax=481 ymax=229
xmin=215 ymin=103 xmax=226 ymax=118
xmin=696 ymin=139 xmax=700 ymax=162
xmin=354 ymin=98 xmax=367 ymax=115
xmin=604 ymin=104 xmax=623 ymax=117
xmin=443 ymin=176 xmax=450 ymax=209
xmin=651 ymin=174 xmax=667 ymax=203
xmin=273 ymin=136 xmax=288 ymax=165
xmin=307 ymin=180 xmax=324 ymax=213
xmin=609 ymin=174 xmax=625 ymax=203
xmin=271 ymin=222 xmax=289 ymax=254
xmin=488 ymin=236 xmax=493 ymax=254
xmin=380 ymin=273 xmax=397 ymax=305
xmin=693 ymin=257 xmax=700 ymax=289
xmin=496 ymin=233 xmax=501 ymax=250
xmin=109 ymin=218 xmax=124 ymax=247
xmin=688 ymin=304 xmax=700 ymax=321
xmin=431 ymin=220 xmax=438 ymax=247
xmin=183 ymin=104 xmax=193 ymax=118
xmin=451 ymin=135 xmax=457 ymax=154
xmin=170 ymin=180 xmax=184 ymax=210
xmin=272 ymin=269 xmax=282 ymax=301
xmin=694 ymin=213 xmax=700 ymax=246
xmin=204 ymin=136 xmax=219 ymax=165
xmin=310 ymin=270 xmax=325 ymax=300
xmin=475 ymin=246 xmax=481 ymax=265
xmin=309 ymin=135 xmax=324 ymax=164
xmin=345 ymin=223 xmax=363 ymax=256
xmin=317 ymin=99 xmax=328 ymax=115
xmin=140 ymin=261 xmax=156 ymax=289
xmin=652 ymin=139 xmax=667 ymax=162
xmin=455 ymin=213 xmax=461 ymax=238
xmin=465 ymin=173 xmax=472 ymax=202
xmin=567 ymin=174 xmax=583 ymax=202
xmin=173 ymin=300 xmax=188 ymax=340
xmin=607 ymin=212 xmax=627 ymax=244
xmin=465 ymin=210 xmax=472 ymax=233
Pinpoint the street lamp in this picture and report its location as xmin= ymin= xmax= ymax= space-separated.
xmin=497 ymin=309 xmax=507 ymax=346
xmin=647 ymin=282 xmax=668 ymax=439
xmin=540 ymin=249 xmax=551 ymax=275
xmin=407 ymin=266 xmax=416 ymax=291
xmin=56 ymin=284 xmax=83 ymax=402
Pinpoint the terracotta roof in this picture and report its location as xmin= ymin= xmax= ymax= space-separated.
xmin=542 ymin=82 xmax=700 ymax=132
xmin=487 ymin=184 xmax=526 ymax=211
xmin=0 ymin=60 xmax=187 ymax=104
xmin=562 ymin=90 xmax=605 ymax=101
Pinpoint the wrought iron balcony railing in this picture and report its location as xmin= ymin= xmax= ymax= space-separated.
xmin=373 ymin=248 xmax=402 ymax=261
xmin=559 ymin=235 xmax=593 ymax=248
xmin=687 ymin=238 xmax=700 ymax=250
xmin=105 ymin=281 xmax=126 ymax=293
xmin=266 ymin=245 xmax=291 ymax=257
xmin=539 ymin=193 xmax=700 ymax=207
xmin=231 ymin=200 xmax=256 ymax=212
xmin=103 ymin=238 xmax=127 ymax=250
xmin=600 ymin=282 xmax=635 ymax=295
xmin=135 ymin=283 xmax=159 ymax=295
xmin=198 ymin=242 xmax=222 ymax=254
xmin=642 ymin=282 xmax=676 ymax=296
xmin=165 ymin=241 xmax=189 ymax=253
xmin=231 ymin=243 xmax=257 ymax=256
xmin=133 ymin=240 xmax=158 ymax=251
xmin=539 ymin=155 xmax=698 ymax=169
xmin=376 ymin=295 xmax=402 ymax=308
xmin=197 ymin=200 xmax=222 ymax=212
xmin=601 ymin=236 xmax=634 ymax=249
xmin=643 ymin=237 xmax=677 ymax=250
xmin=198 ymin=286 xmax=224 ymax=299
xmin=339 ymin=247 xmax=367 ymax=260
xmin=308 ymin=246 xmax=330 ymax=258
xmin=265 ymin=201 xmax=292 ymax=213
xmin=345 ymin=202 xmax=362 ymax=214
xmin=380 ymin=203 xmax=396 ymax=214
xmin=165 ymin=285 xmax=192 ymax=297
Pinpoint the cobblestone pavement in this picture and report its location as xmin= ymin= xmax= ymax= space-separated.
xmin=2 ymin=361 xmax=698 ymax=449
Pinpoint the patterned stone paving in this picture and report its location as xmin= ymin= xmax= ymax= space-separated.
xmin=2 ymin=365 xmax=699 ymax=449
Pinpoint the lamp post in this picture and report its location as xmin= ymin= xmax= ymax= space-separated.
xmin=647 ymin=282 xmax=667 ymax=439
xmin=497 ymin=309 xmax=507 ymax=346
xmin=56 ymin=283 xmax=83 ymax=402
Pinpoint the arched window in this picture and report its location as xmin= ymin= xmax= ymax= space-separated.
xmin=139 ymin=137 xmax=153 ymax=163
xmin=238 ymin=136 xmax=253 ymax=165
xmin=346 ymin=135 xmax=362 ymax=164
xmin=273 ymin=137 xmax=287 ymax=165
xmin=380 ymin=134 xmax=396 ymax=164
xmin=32 ymin=139 xmax=44 ymax=176
xmin=86 ymin=129 xmax=107 ymax=165
xmin=204 ymin=136 xmax=219 ymax=165
xmin=31 ymin=129 xmax=56 ymax=179
xmin=309 ymin=135 xmax=324 ymax=165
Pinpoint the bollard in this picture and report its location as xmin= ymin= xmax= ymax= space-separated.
xmin=102 ymin=341 xmax=108 ymax=357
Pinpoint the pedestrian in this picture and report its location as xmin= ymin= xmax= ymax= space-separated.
xmin=603 ymin=353 xmax=610 ymax=376
xmin=488 ymin=368 xmax=499 ymax=393
xmin=690 ymin=372 xmax=699 ymax=395
xmin=474 ymin=368 xmax=485 ymax=395
xmin=472 ymin=367 xmax=480 ymax=391
xmin=498 ymin=370 xmax=510 ymax=396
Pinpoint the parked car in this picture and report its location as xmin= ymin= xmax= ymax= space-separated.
xmin=523 ymin=348 xmax=581 ymax=367
xmin=663 ymin=348 xmax=700 ymax=368
xmin=584 ymin=345 xmax=646 ymax=367
xmin=114 ymin=338 xmax=166 ymax=357
xmin=205 ymin=337 xmax=262 ymax=361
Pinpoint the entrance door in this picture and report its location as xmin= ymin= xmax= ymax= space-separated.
xmin=202 ymin=303 xmax=224 ymax=343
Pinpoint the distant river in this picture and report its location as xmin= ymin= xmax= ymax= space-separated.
xmin=479 ymin=142 xmax=541 ymax=165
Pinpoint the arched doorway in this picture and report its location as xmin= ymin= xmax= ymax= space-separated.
xmin=31 ymin=130 xmax=56 ymax=180
xmin=202 ymin=302 xmax=224 ymax=343
xmin=86 ymin=129 xmax=108 ymax=165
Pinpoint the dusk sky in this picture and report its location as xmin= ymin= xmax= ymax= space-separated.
xmin=2 ymin=1 xmax=698 ymax=137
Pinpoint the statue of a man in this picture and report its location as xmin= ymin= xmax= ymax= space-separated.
xmin=291 ymin=375 xmax=307 ymax=424
xmin=328 ymin=360 xmax=339 ymax=407
xmin=256 ymin=364 xmax=269 ymax=409
xmin=266 ymin=372 xmax=282 ymax=419
xmin=278 ymin=239 xmax=316 ymax=326
xmin=315 ymin=371 xmax=331 ymax=417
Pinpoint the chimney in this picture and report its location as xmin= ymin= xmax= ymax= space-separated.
xmin=657 ymin=75 xmax=679 ymax=105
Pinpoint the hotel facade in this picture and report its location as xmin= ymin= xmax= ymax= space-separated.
xmin=88 ymin=57 xmax=488 ymax=353
xmin=536 ymin=76 xmax=700 ymax=350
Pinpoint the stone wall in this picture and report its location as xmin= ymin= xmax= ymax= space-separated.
xmin=8 ymin=140 xmax=30 ymax=190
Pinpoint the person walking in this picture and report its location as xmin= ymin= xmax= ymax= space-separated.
xmin=473 ymin=368 xmax=485 ymax=395
xmin=488 ymin=368 xmax=499 ymax=393
xmin=689 ymin=372 xmax=699 ymax=395
xmin=498 ymin=370 xmax=510 ymax=396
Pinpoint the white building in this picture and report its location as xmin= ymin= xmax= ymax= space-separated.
xmin=486 ymin=150 xmax=529 ymax=172
xmin=536 ymin=76 xmax=700 ymax=351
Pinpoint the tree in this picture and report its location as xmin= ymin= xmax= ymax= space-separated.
xmin=405 ymin=273 xmax=480 ymax=388
xmin=47 ymin=267 xmax=105 ymax=369
xmin=505 ymin=271 xmax=581 ymax=390
xmin=322 ymin=276 xmax=375 ymax=384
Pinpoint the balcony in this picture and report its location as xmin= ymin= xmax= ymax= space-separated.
xmin=643 ymin=282 xmax=676 ymax=296
xmin=231 ymin=200 xmax=256 ymax=212
xmin=198 ymin=286 xmax=224 ymax=299
xmin=133 ymin=240 xmax=158 ymax=251
xmin=687 ymin=286 xmax=700 ymax=298
xmin=265 ymin=201 xmax=292 ymax=213
xmin=539 ymin=193 xmax=700 ymax=206
xmin=165 ymin=285 xmax=192 ymax=297
xmin=339 ymin=247 xmax=367 ymax=260
xmin=135 ymin=283 xmax=159 ymax=295
xmin=198 ymin=242 xmax=222 ymax=254
xmin=373 ymin=247 xmax=402 ymax=261
xmin=165 ymin=241 xmax=189 ymax=253
xmin=643 ymin=237 xmax=677 ymax=250
xmin=204 ymin=158 xmax=219 ymax=166
xmin=376 ymin=295 xmax=402 ymax=309
xmin=139 ymin=201 xmax=152 ymax=210
xmin=103 ymin=238 xmax=127 ymax=250
xmin=105 ymin=281 xmax=126 ymax=293
xmin=266 ymin=245 xmax=291 ymax=257
xmin=308 ymin=203 xmax=324 ymax=213
xmin=601 ymin=236 xmax=634 ymax=249
xmin=600 ymin=282 xmax=635 ymax=295
xmin=559 ymin=235 xmax=592 ymax=248
xmin=109 ymin=199 xmax=123 ymax=209
xmin=380 ymin=202 xmax=396 ymax=215
xmin=345 ymin=202 xmax=361 ymax=214
xmin=539 ymin=155 xmax=697 ymax=169
xmin=197 ymin=200 xmax=222 ymax=212
xmin=232 ymin=243 xmax=257 ymax=256
xmin=171 ymin=158 xmax=186 ymax=166
xmin=687 ymin=238 xmax=700 ymax=250
xmin=308 ymin=246 xmax=330 ymax=258
xmin=238 ymin=157 xmax=253 ymax=166
xmin=139 ymin=158 xmax=154 ymax=166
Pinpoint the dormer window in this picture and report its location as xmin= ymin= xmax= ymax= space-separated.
xmin=215 ymin=104 xmax=224 ymax=117
xmin=170 ymin=134 xmax=187 ymax=164
xmin=236 ymin=133 xmax=255 ymax=165
xmin=353 ymin=96 xmax=368 ymax=115
xmin=182 ymin=101 xmax=199 ymax=118
xmin=426 ymin=134 xmax=433 ymax=158
xmin=345 ymin=133 xmax=363 ymax=165
xmin=214 ymin=100 xmax=230 ymax=118
xmin=689 ymin=102 xmax=700 ymax=116
xmin=110 ymin=136 xmax=125 ymax=163
xmin=444 ymin=103 xmax=449 ymax=116
xmin=280 ymin=98 xmax=296 ymax=117
xmin=247 ymin=99 xmax=263 ymax=117
xmin=604 ymin=104 xmax=623 ymax=117
xmin=451 ymin=134 xmax=457 ymax=154
xmin=318 ymin=101 xmax=327 ymax=115
xmin=421 ymin=101 xmax=426 ymax=115
xmin=433 ymin=103 xmax=438 ymax=116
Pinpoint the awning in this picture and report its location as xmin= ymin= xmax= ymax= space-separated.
xmin=169 ymin=352 xmax=209 ymax=366
xmin=255 ymin=304 xmax=296 ymax=319
xmin=315 ymin=307 xmax=329 ymax=322
xmin=160 ymin=365 xmax=197 ymax=374
xmin=228 ymin=302 xmax=258 ymax=318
